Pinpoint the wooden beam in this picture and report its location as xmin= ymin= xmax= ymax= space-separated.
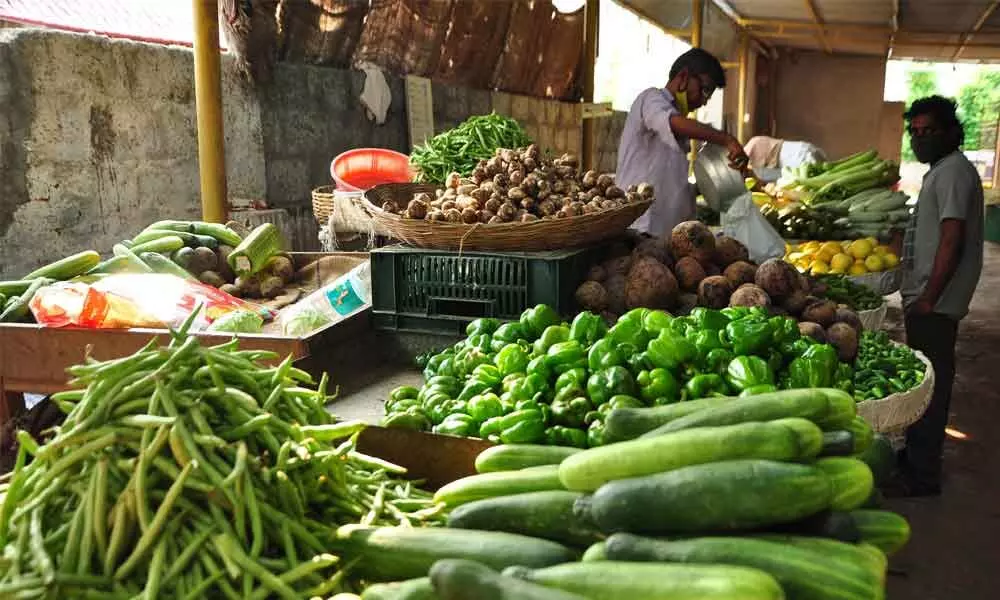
xmin=739 ymin=18 xmax=892 ymax=35
xmin=953 ymin=1 xmax=1000 ymax=60
xmin=888 ymin=0 xmax=900 ymax=57
xmin=581 ymin=0 xmax=599 ymax=171
xmin=192 ymin=0 xmax=228 ymax=223
xmin=803 ymin=0 xmax=832 ymax=53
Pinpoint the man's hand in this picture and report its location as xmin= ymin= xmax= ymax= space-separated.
xmin=726 ymin=137 xmax=750 ymax=172
xmin=908 ymin=296 xmax=935 ymax=316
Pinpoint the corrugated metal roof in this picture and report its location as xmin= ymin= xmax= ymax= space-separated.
xmin=0 ymin=0 xmax=226 ymax=47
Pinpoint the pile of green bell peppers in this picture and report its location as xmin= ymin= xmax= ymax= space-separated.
xmin=382 ymin=303 xmax=866 ymax=447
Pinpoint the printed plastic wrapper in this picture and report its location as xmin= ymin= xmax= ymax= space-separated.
xmin=29 ymin=273 xmax=275 ymax=331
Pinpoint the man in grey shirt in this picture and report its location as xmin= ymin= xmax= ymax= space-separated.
xmin=896 ymin=96 xmax=984 ymax=496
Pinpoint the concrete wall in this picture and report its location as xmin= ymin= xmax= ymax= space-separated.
xmin=0 ymin=28 xmax=582 ymax=279
xmin=772 ymin=50 xmax=888 ymax=160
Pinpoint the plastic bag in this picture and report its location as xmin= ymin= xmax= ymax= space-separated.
xmin=29 ymin=273 xmax=274 ymax=330
xmin=721 ymin=191 xmax=786 ymax=263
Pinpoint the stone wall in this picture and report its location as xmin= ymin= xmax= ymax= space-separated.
xmin=0 ymin=28 xmax=583 ymax=278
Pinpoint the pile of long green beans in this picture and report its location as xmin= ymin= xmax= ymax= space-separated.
xmin=410 ymin=113 xmax=531 ymax=183
xmin=0 ymin=312 xmax=442 ymax=598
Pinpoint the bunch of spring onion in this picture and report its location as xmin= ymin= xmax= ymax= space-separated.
xmin=781 ymin=150 xmax=900 ymax=206
xmin=0 ymin=310 xmax=443 ymax=599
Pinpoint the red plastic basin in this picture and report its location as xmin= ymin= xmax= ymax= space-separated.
xmin=330 ymin=148 xmax=415 ymax=192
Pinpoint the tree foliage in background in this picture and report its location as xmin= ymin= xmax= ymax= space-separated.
xmin=957 ymin=71 xmax=1000 ymax=151
xmin=901 ymin=70 xmax=940 ymax=162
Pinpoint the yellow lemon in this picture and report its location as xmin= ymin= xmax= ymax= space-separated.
xmin=864 ymin=236 xmax=879 ymax=247
xmin=874 ymin=245 xmax=892 ymax=256
xmin=848 ymin=262 xmax=868 ymax=275
xmin=882 ymin=253 xmax=899 ymax=268
xmin=864 ymin=254 xmax=885 ymax=272
xmin=830 ymin=264 xmax=847 ymax=274
xmin=830 ymin=253 xmax=853 ymax=272
xmin=848 ymin=239 xmax=874 ymax=260
xmin=821 ymin=241 xmax=842 ymax=255
xmin=787 ymin=251 xmax=807 ymax=262
xmin=810 ymin=260 xmax=830 ymax=275
xmin=816 ymin=248 xmax=836 ymax=263
xmin=802 ymin=241 xmax=821 ymax=252
xmin=840 ymin=240 xmax=852 ymax=250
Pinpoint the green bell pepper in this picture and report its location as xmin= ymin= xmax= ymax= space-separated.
xmin=454 ymin=347 xmax=490 ymax=377
xmin=470 ymin=364 xmax=502 ymax=388
xmin=498 ymin=409 xmax=547 ymax=444
xmin=494 ymin=344 xmax=530 ymax=376
xmin=722 ymin=320 xmax=774 ymax=356
xmin=768 ymin=316 xmax=800 ymax=345
xmin=466 ymin=317 xmax=499 ymax=337
xmin=766 ymin=350 xmax=784 ymax=375
xmin=570 ymin=311 xmax=607 ymax=346
xmin=636 ymin=368 xmax=679 ymax=404
xmin=553 ymin=383 xmax=585 ymax=405
xmin=479 ymin=416 xmax=504 ymax=439
xmin=647 ymin=330 xmax=697 ymax=371
xmin=551 ymin=396 xmax=592 ymax=428
xmin=684 ymin=374 xmax=729 ymax=399
xmin=545 ymin=426 xmax=588 ymax=448
xmin=386 ymin=385 xmax=420 ymax=412
xmin=387 ymin=398 xmax=421 ymax=414
xmin=597 ymin=394 xmax=644 ymax=418
xmin=492 ymin=323 xmax=528 ymax=351
xmin=739 ymin=384 xmax=778 ymax=397
xmin=468 ymin=393 xmax=504 ymax=423
xmin=834 ymin=363 xmax=854 ymax=393
xmin=725 ymin=355 xmax=775 ymax=392
xmin=467 ymin=332 xmax=493 ymax=355
xmin=427 ymin=398 xmax=464 ymax=425
xmin=526 ymin=355 xmax=552 ymax=383
xmin=380 ymin=407 xmax=431 ymax=431
xmin=545 ymin=340 xmax=587 ymax=374
xmin=533 ymin=325 xmax=570 ymax=356
xmin=587 ymin=337 xmax=624 ymax=371
xmin=586 ymin=366 xmax=637 ymax=406
xmin=667 ymin=316 xmax=694 ymax=337
xmin=780 ymin=336 xmax=816 ymax=360
xmin=426 ymin=353 xmax=457 ymax=379
xmin=433 ymin=413 xmax=477 ymax=437
xmin=626 ymin=351 xmax=652 ymax=376
xmin=609 ymin=308 xmax=650 ymax=348
xmin=587 ymin=419 xmax=606 ymax=447
xmin=703 ymin=348 xmax=734 ymax=375
xmin=509 ymin=372 xmax=549 ymax=404
xmin=788 ymin=344 xmax=840 ymax=388
xmin=642 ymin=310 xmax=674 ymax=336
xmin=555 ymin=368 xmax=588 ymax=393
xmin=689 ymin=329 xmax=727 ymax=360
xmin=721 ymin=306 xmax=750 ymax=320
xmin=457 ymin=379 xmax=493 ymax=402
xmin=520 ymin=305 xmax=561 ymax=340
xmin=690 ymin=307 xmax=731 ymax=331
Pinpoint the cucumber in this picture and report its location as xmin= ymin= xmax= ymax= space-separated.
xmin=766 ymin=510 xmax=861 ymax=543
xmin=814 ymin=457 xmax=874 ymax=511
xmin=434 ymin=465 xmax=563 ymax=507
xmin=475 ymin=445 xmax=582 ymax=473
xmin=430 ymin=559 xmax=587 ymax=600
xmin=111 ymin=244 xmax=153 ymax=272
xmin=602 ymin=397 xmax=734 ymax=443
xmin=559 ymin=418 xmax=823 ymax=492
xmin=360 ymin=577 xmax=437 ymax=600
xmin=581 ymin=541 xmax=606 ymax=562
xmin=503 ymin=561 xmax=784 ymax=600
xmin=130 ymin=235 xmax=186 ymax=256
xmin=603 ymin=534 xmax=879 ymax=600
xmin=856 ymin=434 xmax=895 ymax=486
xmin=0 ymin=277 xmax=52 ymax=323
xmin=87 ymin=255 xmax=150 ymax=275
xmin=820 ymin=430 xmax=856 ymax=456
xmin=580 ymin=459 xmax=832 ymax=535
xmin=446 ymin=491 xmax=602 ymax=547
xmin=140 ymin=253 xmax=197 ymax=281
xmin=849 ymin=510 xmax=910 ymax=556
xmin=22 ymin=251 xmax=101 ymax=281
xmin=755 ymin=535 xmax=887 ymax=588
xmin=641 ymin=389 xmax=855 ymax=438
xmin=844 ymin=415 xmax=874 ymax=454
xmin=334 ymin=525 xmax=575 ymax=583
xmin=190 ymin=222 xmax=243 ymax=247
xmin=133 ymin=228 xmax=219 ymax=249
xmin=142 ymin=219 xmax=196 ymax=233
xmin=0 ymin=280 xmax=35 ymax=296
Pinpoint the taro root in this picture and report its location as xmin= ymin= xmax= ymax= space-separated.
xmin=637 ymin=182 xmax=655 ymax=200
xmin=798 ymin=322 xmax=827 ymax=343
xmin=520 ymin=213 xmax=539 ymax=223
xmin=625 ymin=256 xmax=679 ymax=310
xmin=381 ymin=201 xmax=400 ymax=214
xmin=405 ymin=199 xmax=428 ymax=220
xmin=714 ymin=235 xmax=750 ymax=266
xmin=461 ymin=208 xmax=479 ymax=224
xmin=674 ymin=256 xmax=707 ymax=292
xmin=724 ymin=261 xmax=757 ymax=288
xmin=596 ymin=173 xmax=615 ymax=190
xmin=801 ymin=299 xmax=838 ymax=328
xmin=497 ymin=203 xmax=517 ymax=222
xmin=670 ymin=221 xmax=716 ymax=262
xmin=575 ymin=280 xmax=609 ymax=312
xmin=827 ymin=322 xmax=859 ymax=362
xmin=443 ymin=208 xmax=463 ymax=223
xmin=729 ymin=284 xmax=771 ymax=308
xmin=697 ymin=275 xmax=733 ymax=309
xmin=754 ymin=258 xmax=799 ymax=300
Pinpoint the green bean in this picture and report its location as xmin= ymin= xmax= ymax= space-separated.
xmin=114 ymin=460 xmax=195 ymax=580
xmin=248 ymin=554 xmax=339 ymax=600
xmin=92 ymin=459 xmax=110 ymax=561
xmin=299 ymin=421 xmax=367 ymax=443
xmin=28 ymin=509 xmax=54 ymax=585
xmin=60 ymin=493 xmax=87 ymax=571
xmin=142 ymin=539 xmax=166 ymax=599
xmin=77 ymin=469 xmax=98 ymax=575
xmin=215 ymin=533 xmax=299 ymax=600
xmin=32 ymin=433 xmax=117 ymax=498
xmin=180 ymin=570 xmax=224 ymax=600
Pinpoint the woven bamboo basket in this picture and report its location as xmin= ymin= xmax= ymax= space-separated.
xmin=312 ymin=185 xmax=337 ymax=225
xmin=363 ymin=183 xmax=652 ymax=252
xmin=857 ymin=344 xmax=934 ymax=449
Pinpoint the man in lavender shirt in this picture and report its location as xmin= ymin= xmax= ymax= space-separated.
xmin=617 ymin=48 xmax=749 ymax=237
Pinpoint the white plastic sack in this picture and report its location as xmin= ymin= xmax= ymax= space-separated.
xmin=721 ymin=192 xmax=786 ymax=263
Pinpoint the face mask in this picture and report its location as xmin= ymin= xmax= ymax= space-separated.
xmin=675 ymin=89 xmax=690 ymax=115
xmin=910 ymin=133 xmax=950 ymax=164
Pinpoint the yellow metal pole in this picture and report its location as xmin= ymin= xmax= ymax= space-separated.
xmin=581 ymin=0 xmax=599 ymax=171
xmin=192 ymin=0 xmax=228 ymax=223
xmin=689 ymin=0 xmax=704 ymax=169
xmin=737 ymin=32 xmax=750 ymax=143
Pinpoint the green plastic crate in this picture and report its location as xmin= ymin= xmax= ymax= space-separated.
xmin=371 ymin=244 xmax=608 ymax=334
xmin=987 ymin=205 xmax=1000 ymax=243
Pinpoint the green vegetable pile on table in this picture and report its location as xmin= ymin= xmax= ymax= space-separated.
xmin=853 ymin=330 xmax=926 ymax=402
xmin=382 ymin=304 xmax=857 ymax=447
xmin=409 ymin=113 xmax=532 ymax=183
xmin=350 ymin=388 xmax=910 ymax=599
xmin=0 ymin=311 xmax=441 ymax=599
xmin=817 ymin=274 xmax=885 ymax=311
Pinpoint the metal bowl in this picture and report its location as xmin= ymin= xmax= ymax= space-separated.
xmin=694 ymin=142 xmax=747 ymax=213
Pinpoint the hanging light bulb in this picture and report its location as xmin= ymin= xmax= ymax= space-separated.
xmin=552 ymin=0 xmax=586 ymax=13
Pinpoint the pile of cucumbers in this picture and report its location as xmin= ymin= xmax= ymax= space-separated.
xmin=347 ymin=388 xmax=908 ymax=600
